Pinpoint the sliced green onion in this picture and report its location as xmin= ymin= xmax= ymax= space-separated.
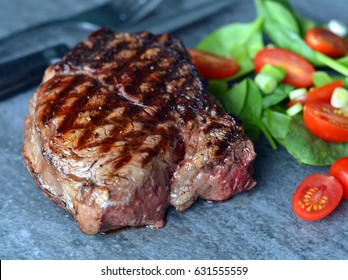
xmin=312 ymin=71 xmax=332 ymax=87
xmin=260 ymin=64 xmax=286 ymax=82
xmin=286 ymin=103 xmax=303 ymax=116
xmin=254 ymin=73 xmax=277 ymax=94
xmin=289 ymin=88 xmax=307 ymax=100
xmin=328 ymin=19 xmax=348 ymax=37
xmin=266 ymin=43 xmax=276 ymax=48
xmin=331 ymin=87 xmax=348 ymax=108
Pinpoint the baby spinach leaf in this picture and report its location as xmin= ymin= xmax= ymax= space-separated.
xmin=196 ymin=18 xmax=264 ymax=80
xmin=337 ymin=55 xmax=348 ymax=67
xmin=229 ymin=79 xmax=262 ymax=141
xmin=263 ymin=0 xmax=300 ymax=33
xmin=207 ymin=80 xmax=229 ymax=105
xmin=222 ymin=78 xmax=277 ymax=148
xmin=282 ymin=115 xmax=348 ymax=165
xmin=237 ymin=79 xmax=263 ymax=122
xmin=223 ymin=78 xmax=248 ymax=116
xmin=264 ymin=22 xmax=320 ymax=65
xmin=262 ymin=84 xmax=293 ymax=108
xmin=255 ymin=0 xmax=314 ymax=36
xmin=228 ymin=47 xmax=254 ymax=80
xmin=315 ymin=52 xmax=348 ymax=76
xmin=262 ymin=109 xmax=291 ymax=142
xmin=294 ymin=13 xmax=316 ymax=36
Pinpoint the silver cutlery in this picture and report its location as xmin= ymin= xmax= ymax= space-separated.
xmin=0 ymin=0 xmax=164 ymax=61
xmin=0 ymin=0 xmax=232 ymax=98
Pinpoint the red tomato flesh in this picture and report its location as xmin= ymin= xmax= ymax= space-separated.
xmin=292 ymin=174 xmax=343 ymax=221
xmin=254 ymin=47 xmax=315 ymax=88
xmin=188 ymin=49 xmax=239 ymax=79
xmin=305 ymin=27 xmax=348 ymax=58
xmin=303 ymin=101 xmax=348 ymax=142
xmin=329 ymin=157 xmax=348 ymax=200
xmin=287 ymin=80 xmax=344 ymax=107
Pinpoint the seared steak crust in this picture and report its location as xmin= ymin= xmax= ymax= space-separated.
xmin=22 ymin=28 xmax=256 ymax=234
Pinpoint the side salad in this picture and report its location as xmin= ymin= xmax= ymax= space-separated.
xmin=188 ymin=0 xmax=348 ymax=221
xmin=190 ymin=0 xmax=348 ymax=166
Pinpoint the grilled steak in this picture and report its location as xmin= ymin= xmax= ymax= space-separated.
xmin=22 ymin=27 xmax=256 ymax=235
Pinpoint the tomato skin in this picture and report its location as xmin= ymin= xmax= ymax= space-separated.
xmin=188 ymin=49 xmax=239 ymax=79
xmin=292 ymin=174 xmax=343 ymax=221
xmin=329 ymin=157 xmax=348 ymax=200
xmin=305 ymin=27 xmax=348 ymax=58
xmin=254 ymin=47 xmax=315 ymax=88
xmin=303 ymin=101 xmax=348 ymax=142
xmin=287 ymin=80 xmax=344 ymax=107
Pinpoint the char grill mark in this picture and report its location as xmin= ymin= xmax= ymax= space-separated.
xmin=38 ymin=72 xmax=180 ymax=171
xmin=45 ymin=31 xmax=200 ymax=166
xmin=22 ymin=27 xmax=256 ymax=234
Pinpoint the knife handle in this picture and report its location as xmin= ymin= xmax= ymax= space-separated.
xmin=0 ymin=44 xmax=69 ymax=98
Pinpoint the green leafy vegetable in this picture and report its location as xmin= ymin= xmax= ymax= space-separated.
xmin=315 ymin=52 xmax=348 ymax=76
xmin=220 ymin=78 xmax=277 ymax=148
xmin=262 ymin=109 xmax=291 ymax=142
xmin=337 ymin=55 xmax=348 ymax=67
xmin=294 ymin=12 xmax=316 ymax=35
xmin=207 ymin=80 xmax=229 ymax=104
xmin=263 ymin=0 xmax=300 ymax=33
xmin=223 ymin=79 xmax=248 ymax=116
xmin=262 ymin=84 xmax=293 ymax=108
xmin=196 ymin=18 xmax=264 ymax=79
xmin=312 ymin=71 xmax=332 ymax=87
xmin=282 ymin=115 xmax=348 ymax=165
xmin=263 ymin=23 xmax=320 ymax=64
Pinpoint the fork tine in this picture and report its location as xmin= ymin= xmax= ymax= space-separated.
xmin=68 ymin=0 xmax=162 ymax=29
xmin=119 ymin=0 xmax=164 ymax=25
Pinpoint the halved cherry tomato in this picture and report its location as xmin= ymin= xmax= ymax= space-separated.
xmin=188 ymin=49 xmax=239 ymax=79
xmin=303 ymin=101 xmax=348 ymax=142
xmin=287 ymin=80 xmax=344 ymax=107
xmin=253 ymin=47 xmax=315 ymax=88
xmin=305 ymin=27 xmax=348 ymax=58
xmin=292 ymin=174 xmax=343 ymax=221
xmin=329 ymin=157 xmax=348 ymax=200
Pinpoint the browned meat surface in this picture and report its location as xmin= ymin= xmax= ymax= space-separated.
xmin=22 ymin=27 xmax=256 ymax=235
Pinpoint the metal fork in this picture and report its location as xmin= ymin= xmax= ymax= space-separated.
xmin=0 ymin=0 xmax=163 ymax=61
xmin=0 ymin=0 xmax=234 ymax=98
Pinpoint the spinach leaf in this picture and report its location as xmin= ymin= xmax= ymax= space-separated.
xmin=229 ymin=79 xmax=262 ymax=141
xmin=223 ymin=79 xmax=248 ymax=116
xmin=255 ymin=0 xmax=315 ymax=36
xmin=263 ymin=108 xmax=348 ymax=165
xmin=282 ymin=115 xmax=348 ymax=165
xmin=263 ymin=0 xmax=299 ymax=33
xmin=196 ymin=18 xmax=264 ymax=80
xmin=262 ymin=84 xmax=293 ymax=108
xmin=316 ymin=52 xmax=348 ymax=76
xmin=223 ymin=78 xmax=277 ymax=148
xmin=237 ymin=79 xmax=262 ymax=121
xmin=337 ymin=55 xmax=348 ymax=67
xmin=294 ymin=13 xmax=316 ymax=35
xmin=262 ymin=108 xmax=291 ymax=143
xmin=264 ymin=22 xmax=320 ymax=65
xmin=207 ymin=80 xmax=229 ymax=105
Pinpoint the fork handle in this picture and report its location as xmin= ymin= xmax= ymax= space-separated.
xmin=0 ymin=44 xmax=69 ymax=98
